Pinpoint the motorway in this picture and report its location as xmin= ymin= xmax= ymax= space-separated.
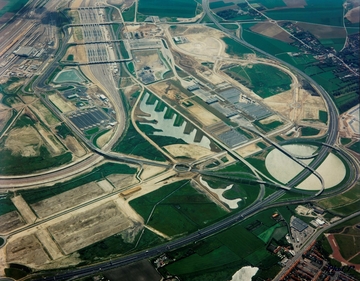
xmin=0 ymin=1 xmax=357 ymax=280
xmin=201 ymin=0 xmax=340 ymax=192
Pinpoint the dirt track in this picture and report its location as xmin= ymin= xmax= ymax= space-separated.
xmin=326 ymin=234 xmax=360 ymax=270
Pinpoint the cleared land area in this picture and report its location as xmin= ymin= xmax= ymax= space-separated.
xmin=48 ymin=201 xmax=133 ymax=254
xmin=0 ymin=211 xmax=25 ymax=234
xmin=104 ymin=260 xmax=161 ymax=281
xmin=224 ymin=63 xmax=292 ymax=98
xmin=250 ymin=22 xmax=294 ymax=43
xmin=129 ymin=180 xmax=228 ymax=237
xmin=6 ymin=234 xmax=51 ymax=268
xmin=30 ymin=182 xmax=106 ymax=218
xmin=164 ymin=143 xmax=213 ymax=159
xmin=11 ymin=195 xmax=36 ymax=224
xmin=48 ymin=94 xmax=77 ymax=113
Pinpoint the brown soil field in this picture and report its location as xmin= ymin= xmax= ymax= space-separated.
xmin=0 ymin=0 xmax=7 ymax=10
xmin=198 ymin=70 xmax=226 ymax=85
xmin=0 ymin=108 xmax=12 ymax=132
xmin=236 ymin=143 xmax=262 ymax=158
xmin=186 ymin=102 xmax=221 ymax=126
xmin=296 ymin=22 xmax=346 ymax=39
xmin=149 ymin=79 xmax=190 ymax=103
xmin=178 ymin=34 xmax=223 ymax=58
xmin=30 ymin=182 xmax=105 ymax=218
xmin=4 ymin=126 xmax=42 ymax=156
xmin=96 ymin=128 xmax=114 ymax=147
xmin=260 ymin=114 xmax=282 ymax=124
xmin=48 ymin=201 xmax=133 ymax=254
xmin=70 ymin=0 xmax=83 ymax=9
xmin=251 ymin=23 xmax=294 ymax=43
xmin=139 ymin=165 xmax=167 ymax=180
xmin=0 ymin=13 xmax=14 ymax=24
xmin=97 ymin=179 xmax=114 ymax=193
xmin=35 ymin=123 xmax=64 ymax=156
xmin=64 ymin=135 xmax=87 ymax=157
xmin=0 ymin=211 xmax=25 ymax=234
xmin=103 ymin=260 xmax=162 ymax=281
xmin=327 ymin=234 xmax=360 ymax=270
xmin=30 ymin=100 xmax=60 ymax=126
xmin=63 ymin=45 xmax=87 ymax=63
xmin=11 ymin=195 xmax=37 ymax=224
xmin=207 ymin=122 xmax=231 ymax=135
xmin=48 ymin=94 xmax=76 ymax=113
xmin=283 ymin=0 xmax=306 ymax=8
xmin=345 ymin=6 xmax=360 ymax=23
xmin=164 ymin=143 xmax=213 ymax=159
xmin=6 ymin=235 xmax=51 ymax=267
xmin=132 ymin=50 xmax=168 ymax=80
xmin=36 ymin=229 xmax=63 ymax=260
xmin=107 ymin=173 xmax=138 ymax=189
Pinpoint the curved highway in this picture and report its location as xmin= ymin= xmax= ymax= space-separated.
xmin=201 ymin=0 xmax=339 ymax=194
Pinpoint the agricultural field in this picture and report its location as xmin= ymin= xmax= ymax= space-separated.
xmin=159 ymin=205 xmax=304 ymax=280
xmin=19 ymin=162 xmax=137 ymax=204
xmin=129 ymin=180 xmax=229 ymax=237
xmin=138 ymin=0 xmax=198 ymax=18
xmin=0 ymin=0 xmax=29 ymax=20
xmin=112 ymin=122 xmax=167 ymax=162
xmin=225 ymin=64 xmax=292 ymax=98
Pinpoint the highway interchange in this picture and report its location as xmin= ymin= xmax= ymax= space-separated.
xmin=0 ymin=0 xmax=359 ymax=280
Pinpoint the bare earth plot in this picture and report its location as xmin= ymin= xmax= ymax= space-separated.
xmin=64 ymin=135 xmax=87 ymax=157
xmin=6 ymin=235 xmax=51 ymax=267
xmin=164 ymin=144 xmax=214 ymax=159
xmin=283 ymin=0 xmax=307 ymax=8
xmin=11 ymin=195 xmax=37 ymax=224
xmin=48 ymin=94 xmax=77 ymax=113
xmin=30 ymin=182 xmax=106 ymax=218
xmin=345 ymin=6 xmax=360 ymax=23
xmin=186 ymin=102 xmax=222 ymax=127
xmin=0 ymin=108 xmax=12 ymax=132
xmin=63 ymin=45 xmax=88 ymax=63
xmin=4 ymin=126 xmax=42 ymax=157
xmin=48 ymin=201 xmax=133 ymax=254
xmin=0 ymin=211 xmax=26 ymax=234
xmin=236 ymin=143 xmax=262 ymax=158
xmin=251 ymin=23 xmax=294 ymax=43
xmin=30 ymin=100 xmax=60 ymax=126
xmin=107 ymin=173 xmax=138 ymax=189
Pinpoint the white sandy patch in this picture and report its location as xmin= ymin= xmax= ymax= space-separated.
xmin=231 ymin=266 xmax=259 ymax=281
xmin=265 ymin=144 xmax=346 ymax=190
xmin=139 ymin=93 xmax=211 ymax=149
xmin=200 ymin=177 xmax=241 ymax=209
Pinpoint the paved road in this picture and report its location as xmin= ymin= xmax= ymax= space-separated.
xmin=201 ymin=0 xmax=339 ymax=192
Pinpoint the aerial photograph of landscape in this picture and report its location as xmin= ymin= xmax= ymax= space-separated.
xmin=0 ymin=0 xmax=359 ymax=280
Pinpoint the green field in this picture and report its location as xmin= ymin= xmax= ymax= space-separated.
xmin=334 ymin=234 xmax=360 ymax=260
xmin=248 ymin=0 xmax=285 ymax=9
xmin=122 ymin=3 xmax=135 ymax=21
xmin=222 ymin=37 xmax=254 ymax=57
xmin=241 ymin=28 xmax=300 ymax=55
xmin=112 ymin=122 xmax=167 ymax=162
xmin=53 ymin=68 xmax=86 ymax=84
xmin=79 ymin=228 xmax=166 ymax=262
xmin=0 ymin=0 xmax=29 ymax=18
xmin=225 ymin=64 xmax=291 ymax=98
xmin=19 ymin=162 xmax=136 ymax=204
xmin=160 ymin=205 xmax=299 ymax=280
xmin=0 ymin=196 xmax=17 ymax=216
xmin=0 ymin=146 xmax=71 ymax=176
xmin=317 ymin=182 xmax=360 ymax=211
xmin=130 ymin=180 xmax=228 ymax=236
xmin=301 ymin=127 xmax=320 ymax=136
xmin=138 ymin=0 xmax=197 ymax=18
xmin=264 ymin=1 xmax=344 ymax=26
xmin=349 ymin=141 xmax=360 ymax=154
